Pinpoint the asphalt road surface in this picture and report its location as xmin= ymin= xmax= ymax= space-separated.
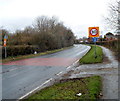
xmin=2 ymin=44 xmax=90 ymax=99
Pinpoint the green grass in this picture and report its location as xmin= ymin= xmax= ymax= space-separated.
xmin=26 ymin=76 xmax=102 ymax=100
xmin=2 ymin=46 xmax=73 ymax=63
xmin=80 ymin=45 xmax=103 ymax=64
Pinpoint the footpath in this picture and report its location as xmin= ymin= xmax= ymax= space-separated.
xmin=69 ymin=46 xmax=119 ymax=99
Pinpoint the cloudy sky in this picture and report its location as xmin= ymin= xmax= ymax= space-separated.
xmin=0 ymin=0 xmax=115 ymax=38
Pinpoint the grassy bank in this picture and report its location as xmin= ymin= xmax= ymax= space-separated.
xmin=26 ymin=76 xmax=102 ymax=100
xmin=80 ymin=45 xmax=103 ymax=64
xmin=2 ymin=46 xmax=73 ymax=63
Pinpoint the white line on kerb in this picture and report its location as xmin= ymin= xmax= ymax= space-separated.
xmin=18 ymin=78 xmax=53 ymax=100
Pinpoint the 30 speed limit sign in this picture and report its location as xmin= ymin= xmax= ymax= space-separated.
xmin=88 ymin=27 xmax=99 ymax=37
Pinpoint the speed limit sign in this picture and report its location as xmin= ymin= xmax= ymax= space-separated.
xmin=88 ymin=27 xmax=99 ymax=37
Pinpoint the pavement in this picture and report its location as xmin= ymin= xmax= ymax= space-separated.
xmin=68 ymin=46 xmax=119 ymax=100
xmin=1 ymin=44 xmax=91 ymax=100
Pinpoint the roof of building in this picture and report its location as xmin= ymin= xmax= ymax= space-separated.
xmin=106 ymin=32 xmax=114 ymax=36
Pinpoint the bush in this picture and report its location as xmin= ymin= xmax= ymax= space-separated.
xmin=2 ymin=45 xmax=40 ymax=59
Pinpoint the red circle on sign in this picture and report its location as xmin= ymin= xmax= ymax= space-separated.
xmin=89 ymin=28 xmax=98 ymax=36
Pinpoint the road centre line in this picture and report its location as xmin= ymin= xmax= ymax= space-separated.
xmin=1 ymin=67 xmax=22 ymax=74
xmin=2 ymin=72 xmax=19 ymax=80
xmin=9 ymin=68 xmax=18 ymax=72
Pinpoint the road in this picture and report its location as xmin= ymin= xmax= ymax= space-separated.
xmin=2 ymin=44 xmax=90 ymax=99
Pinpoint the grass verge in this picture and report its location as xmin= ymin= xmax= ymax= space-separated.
xmin=2 ymin=46 xmax=73 ymax=63
xmin=80 ymin=45 xmax=103 ymax=64
xmin=26 ymin=76 xmax=102 ymax=100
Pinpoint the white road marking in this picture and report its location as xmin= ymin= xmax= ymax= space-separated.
xmin=66 ymin=46 xmax=91 ymax=71
xmin=75 ymin=59 xmax=79 ymax=64
xmin=73 ymin=59 xmax=79 ymax=66
xmin=67 ymin=59 xmax=79 ymax=70
xmin=67 ymin=66 xmax=71 ymax=69
xmin=4 ymin=72 xmax=18 ymax=79
xmin=1 ymin=67 xmax=22 ymax=74
xmin=2 ymin=45 xmax=90 ymax=74
xmin=9 ymin=68 xmax=18 ymax=72
xmin=56 ymin=71 xmax=63 ymax=76
xmin=11 ymin=45 xmax=91 ymax=100
xmin=75 ymin=48 xmax=90 ymax=56
xmin=18 ymin=78 xmax=53 ymax=100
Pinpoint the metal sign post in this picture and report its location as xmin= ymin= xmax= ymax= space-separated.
xmin=89 ymin=27 xmax=99 ymax=59
xmin=94 ymin=41 xmax=97 ymax=58
xmin=4 ymin=35 xmax=8 ymax=58
xmin=92 ymin=37 xmax=98 ymax=58
xmin=5 ymin=47 xmax=7 ymax=58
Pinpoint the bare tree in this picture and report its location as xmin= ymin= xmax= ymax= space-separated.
xmin=105 ymin=1 xmax=120 ymax=34
xmin=33 ymin=16 xmax=50 ymax=33
xmin=4 ymin=15 xmax=74 ymax=52
xmin=29 ymin=16 xmax=74 ymax=50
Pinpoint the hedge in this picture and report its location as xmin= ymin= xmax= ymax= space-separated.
xmin=2 ymin=45 xmax=40 ymax=59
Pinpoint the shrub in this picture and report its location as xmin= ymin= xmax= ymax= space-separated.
xmin=2 ymin=45 xmax=40 ymax=59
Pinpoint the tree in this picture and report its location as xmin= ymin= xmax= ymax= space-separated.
xmin=32 ymin=16 xmax=74 ymax=49
xmin=2 ymin=16 xmax=75 ymax=52
xmin=105 ymin=1 xmax=120 ymax=34
xmin=33 ymin=16 xmax=50 ymax=33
